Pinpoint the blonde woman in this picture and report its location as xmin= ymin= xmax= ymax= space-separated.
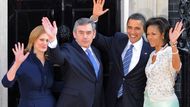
xmin=2 ymin=25 xmax=55 ymax=107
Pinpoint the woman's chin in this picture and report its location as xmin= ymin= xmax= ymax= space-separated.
xmin=150 ymin=44 xmax=155 ymax=48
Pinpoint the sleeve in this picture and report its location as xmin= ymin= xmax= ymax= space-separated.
xmin=92 ymin=32 xmax=114 ymax=53
xmin=1 ymin=61 xmax=24 ymax=88
xmin=48 ymin=45 xmax=66 ymax=65
xmin=48 ymin=39 xmax=58 ymax=48
xmin=1 ymin=74 xmax=17 ymax=88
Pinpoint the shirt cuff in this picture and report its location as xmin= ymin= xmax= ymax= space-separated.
xmin=90 ymin=15 xmax=98 ymax=22
xmin=48 ymin=39 xmax=58 ymax=48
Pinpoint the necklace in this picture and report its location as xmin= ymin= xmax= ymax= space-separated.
xmin=153 ymin=44 xmax=168 ymax=56
xmin=153 ymin=51 xmax=158 ymax=56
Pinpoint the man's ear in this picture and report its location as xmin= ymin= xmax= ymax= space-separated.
xmin=161 ymin=32 xmax=165 ymax=40
xmin=73 ymin=32 xmax=76 ymax=39
xmin=93 ymin=30 xmax=96 ymax=39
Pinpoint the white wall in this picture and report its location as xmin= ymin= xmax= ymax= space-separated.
xmin=0 ymin=0 xmax=8 ymax=107
xmin=121 ymin=0 xmax=168 ymax=32
xmin=120 ymin=0 xmax=129 ymax=33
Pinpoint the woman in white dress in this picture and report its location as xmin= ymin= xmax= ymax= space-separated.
xmin=143 ymin=17 xmax=184 ymax=107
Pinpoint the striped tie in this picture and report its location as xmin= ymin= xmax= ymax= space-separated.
xmin=123 ymin=45 xmax=134 ymax=75
xmin=118 ymin=45 xmax=134 ymax=97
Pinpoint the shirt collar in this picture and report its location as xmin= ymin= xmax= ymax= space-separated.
xmin=81 ymin=46 xmax=92 ymax=52
xmin=127 ymin=37 xmax=143 ymax=50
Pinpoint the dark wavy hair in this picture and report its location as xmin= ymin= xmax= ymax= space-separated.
xmin=144 ymin=17 xmax=171 ymax=45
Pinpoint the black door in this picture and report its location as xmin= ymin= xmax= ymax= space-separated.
xmin=8 ymin=0 xmax=121 ymax=107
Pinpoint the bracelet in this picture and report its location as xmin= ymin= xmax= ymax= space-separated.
xmin=172 ymin=49 xmax=179 ymax=54
xmin=169 ymin=41 xmax=178 ymax=47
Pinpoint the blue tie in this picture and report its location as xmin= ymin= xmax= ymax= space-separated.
xmin=123 ymin=45 xmax=134 ymax=75
xmin=118 ymin=45 xmax=134 ymax=97
xmin=86 ymin=48 xmax=99 ymax=77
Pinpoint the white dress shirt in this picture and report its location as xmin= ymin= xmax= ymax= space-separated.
xmin=121 ymin=37 xmax=143 ymax=74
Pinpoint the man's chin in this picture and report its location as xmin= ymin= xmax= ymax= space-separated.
xmin=129 ymin=39 xmax=137 ymax=44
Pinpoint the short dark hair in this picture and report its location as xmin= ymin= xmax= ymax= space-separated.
xmin=127 ymin=13 xmax=146 ymax=26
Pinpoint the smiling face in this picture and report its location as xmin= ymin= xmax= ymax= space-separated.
xmin=127 ymin=19 xmax=144 ymax=43
xmin=33 ymin=33 xmax=49 ymax=54
xmin=73 ymin=23 xmax=96 ymax=48
xmin=146 ymin=25 xmax=164 ymax=49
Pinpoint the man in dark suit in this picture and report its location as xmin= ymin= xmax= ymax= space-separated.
xmin=42 ymin=17 xmax=104 ymax=107
xmin=90 ymin=0 xmax=153 ymax=107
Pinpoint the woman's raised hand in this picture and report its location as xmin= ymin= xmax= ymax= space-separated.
xmin=169 ymin=21 xmax=184 ymax=43
xmin=12 ymin=42 xmax=29 ymax=65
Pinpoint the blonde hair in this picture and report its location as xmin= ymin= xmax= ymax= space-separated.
xmin=24 ymin=25 xmax=46 ymax=53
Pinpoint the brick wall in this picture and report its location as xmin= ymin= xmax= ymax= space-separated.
xmin=169 ymin=0 xmax=190 ymax=107
xmin=169 ymin=0 xmax=180 ymax=26
xmin=168 ymin=0 xmax=182 ymax=102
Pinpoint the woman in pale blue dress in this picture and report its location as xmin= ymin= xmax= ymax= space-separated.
xmin=143 ymin=17 xmax=184 ymax=107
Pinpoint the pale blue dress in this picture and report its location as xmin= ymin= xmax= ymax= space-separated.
xmin=144 ymin=46 xmax=180 ymax=107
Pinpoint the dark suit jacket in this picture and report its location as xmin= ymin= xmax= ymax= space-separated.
xmin=48 ymin=40 xmax=104 ymax=107
xmin=93 ymin=32 xmax=153 ymax=107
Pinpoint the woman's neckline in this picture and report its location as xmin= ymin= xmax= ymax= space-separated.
xmin=153 ymin=44 xmax=168 ymax=56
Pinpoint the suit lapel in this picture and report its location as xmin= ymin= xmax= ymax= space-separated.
xmin=127 ymin=39 xmax=150 ymax=75
xmin=118 ymin=36 xmax=129 ymax=75
xmin=71 ymin=41 xmax=98 ymax=81
xmin=137 ymin=41 xmax=150 ymax=67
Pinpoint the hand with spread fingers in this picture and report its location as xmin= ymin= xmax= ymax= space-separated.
xmin=13 ymin=42 xmax=29 ymax=65
xmin=169 ymin=21 xmax=184 ymax=44
xmin=92 ymin=0 xmax=109 ymax=21
xmin=42 ymin=17 xmax=58 ymax=42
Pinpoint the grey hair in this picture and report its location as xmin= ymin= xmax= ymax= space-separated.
xmin=73 ymin=18 xmax=96 ymax=32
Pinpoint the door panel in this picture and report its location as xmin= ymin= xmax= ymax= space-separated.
xmin=8 ymin=0 xmax=120 ymax=107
